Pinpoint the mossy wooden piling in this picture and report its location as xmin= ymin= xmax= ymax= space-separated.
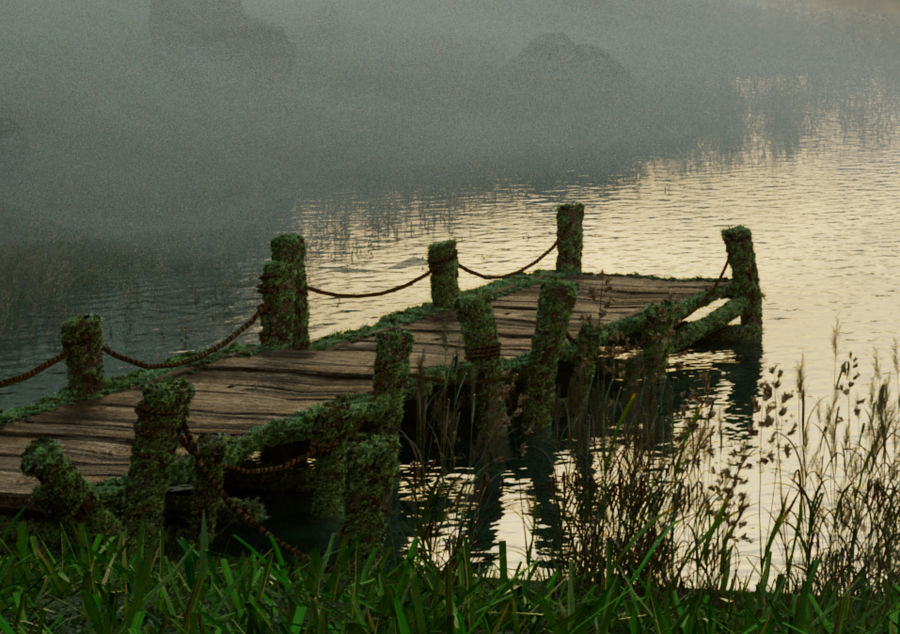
xmin=721 ymin=225 xmax=762 ymax=341
xmin=124 ymin=378 xmax=194 ymax=537
xmin=60 ymin=314 xmax=104 ymax=398
xmin=455 ymin=292 xmax=510 ymax=462
xmin=428 ymin=239 xmax=459 ymax=309
xmin=520 ymin=279 xmax=578 ymax=435
xmin=556 ymin=203 xmax=584 ymax=274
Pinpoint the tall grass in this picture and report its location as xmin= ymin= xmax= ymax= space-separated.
xmin=5 ymin=342 xmax=900 ymax=631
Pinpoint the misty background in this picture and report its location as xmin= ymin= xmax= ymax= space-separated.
xmin=0 ymin=0 xmax=898 ymax=409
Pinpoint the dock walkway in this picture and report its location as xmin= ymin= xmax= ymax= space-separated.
xmin=0 ymin=273 xmax=714 ymax=511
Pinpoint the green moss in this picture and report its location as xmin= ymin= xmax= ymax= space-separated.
xmin=428 ymin=240 xmax=459 ymax=309
xmin=271 ymin=233 xmax=309 ymax=350
xmin=721 ymin=226 xmax=762 ymax=340
xmin=671 ymin=297 xmax=749 ymax=350
xmin=21 ymin=438 xmax=121 ymax=535
xmin=520 ymin=280 xmax=578 ymax=435
xmin=60 ymin=314 xmax=104 ymax=398
xmin=566 ymin=320 xmax=602 ymax=422
xmin=373 ymin=329 xmax=414 ymax=400
xmin=555 ymin=203 xmax=585 ymax=275
xmin=342 ymin=433 xmax=400 ymax=548
xmin=258 ymin=259 xmax=295 ymax=348
xmin=190 ymin=433 xmax=226 ymax=539
xmin=124 ymin=377 xmax=194 ymax=537
xmin=455 ymin=292 xmax=510 ymax=462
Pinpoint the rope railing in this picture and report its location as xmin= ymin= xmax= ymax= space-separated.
xmin=308 ymin=269 xmax=431 ymax=299
xmin=103 ymin=306 xmax=261 ymax=370
xmin=0 ymin=350 xmax=68 ymax=389
xmin=458 ymin=236 xmax=560 ymax=280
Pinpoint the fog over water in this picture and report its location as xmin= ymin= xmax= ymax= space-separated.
xmin=0 ymin=1 xmax=897 ymax=402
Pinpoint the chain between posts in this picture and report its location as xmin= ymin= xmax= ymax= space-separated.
xmin=0 ymin=350 xmax=68 ymax=389
xmin=103 ymin=306 xmax=261 ymax=370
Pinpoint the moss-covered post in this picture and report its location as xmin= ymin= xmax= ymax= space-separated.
xmin=566 ymin=320 xmax=602 ymax=426
xmin=258 ymin=259 xmax=295 ymax=347
xmin=455 ymin=293 xmax=510 ymax=462
xmin=124 ymin=377 xmax=194 ymax=537
xmin=373 ymin=328 xmax=415 ymax=406
xmin=311 ymin=399 xmax=355 ymax=521
xmin=521 ymin=280 xmax=578 ymax=436
xmin=722 ymin=226 xmax=762 ymax=340
xmin=20 ymin=438 xmax=121 ymax=535
xmin=189 ymin=433 xmax=225 ymax=540
xmin=60 ymin=314 xmax=104 ymax=398
xmin=271 ymin=233 xmax=309 ymax=349
xmin=428 ymin=240 xmax=459 ymax=309
xmin=340 ymin=330 xmax=412 ymax=545
xmin=556 ymin=203 xmax=585 ymax=275
xmin=342 ymin=434 xmax=400 ymax=548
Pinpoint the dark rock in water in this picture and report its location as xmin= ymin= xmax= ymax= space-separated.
xmin=0 ymin=117 xmax=27 ymax=175
xmin=149 ymin=0 xmax=296 ymax=73
xmin=501 ymin=32 xmax=633 ymax=107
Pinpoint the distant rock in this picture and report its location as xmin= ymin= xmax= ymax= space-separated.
xmin=501 ymin=33 xmax=633 ymax=106
xmin=149 ymin=0 xmax=296 ymax=71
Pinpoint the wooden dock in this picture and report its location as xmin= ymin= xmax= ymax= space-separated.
xmin=0 ymin=273 xmax=716 ymax=512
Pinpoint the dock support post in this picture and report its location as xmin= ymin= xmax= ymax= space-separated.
xmin=521 ymin=280 xmax=578 ymax=436
xmin=190 ymin=433 xmax=225 ymax=539
xmin=60 ymin=314 xmax=104 ymax=398
xmin=455 ymin=293 xmax=510 ymax=462
xmin=271 ymin=234 xmax=309 ymax=349
xmin=124 ymin=377 xmax=194 ymax=537
xmin=722 ymin=226 xmax=762 ymax=340
xmin=556 ymin=203 xmax=585 ymax=275
xmin=258 ymin=259 xmax=295 ymax=347
xmin=428 ymin=240 xmax=459 ymax=309
xmin=341 ymin=329 xmax=413 ymax=546
xmin=20 ymin=438 xmax=121 ymax=535
xmin=567 ymin=320 xmax=602 ymax=426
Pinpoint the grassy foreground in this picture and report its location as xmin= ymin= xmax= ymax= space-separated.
xmin=4 ymin=343 xmax=900 ymax=632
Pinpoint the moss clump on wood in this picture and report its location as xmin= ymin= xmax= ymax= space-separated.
xmin=566 ymin=320 xmax=602 ymax=423
xmin=258 ymin=259 xmax=295 ymax=348
xmin=455 ymin=292 xmax=511 ymax=462
xmin=124 ymin=377 xmax=194 ymax=537
xmin=189 ymin=433 xmax=226 ymax=540
xmin=721 ymin=226 xmax=762 ymax=340
xmin=428 ymin=240 xmax=459 ymax=309
xmin=60 ymin=314 xmax=104 ymax=398
xmin=271 ymin=233 xmax=309 ymax=350
xmin=20 ymin=437 xmax=121 ymax=535
xmin=521 ymin=280 xmax=578 ymax=435
xmin=342 ymin=433 xmax=400 ymax=548
xmin=373 ymin=329 xmax=415 ymax=402
xmin=555 ymin=203 xmax=585 ymax=275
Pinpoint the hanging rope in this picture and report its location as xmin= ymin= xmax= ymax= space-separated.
xmin=307 ymin=269 xmax=431 ymax=299
xmin=103 ymin=306 xmax=261 ymax=370
xmin=0 ymin=350 xmax=68 ymax=389
xmin=458 ymin=237 xmax=559 ymax=280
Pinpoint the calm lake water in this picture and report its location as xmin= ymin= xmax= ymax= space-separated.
xmin=1 ymin=0 xmax=899 ymax=573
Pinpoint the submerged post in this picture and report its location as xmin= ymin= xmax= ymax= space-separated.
xmin=428 ymin=240 xmax=459 ymax=309
xmin=455 ymin=292 xmax=510 ymax=462
xmin=521 ymin=279 xmax=578 ymax=435
xmin=124 ymin=377 xmax=194 ymax=537
xmin=20 ymin=438 xmax=121 ymax=535
xmin=60 ymin=314 xmax=104 ymax=398
xmin=556 ymin=203 xmax=585 ymax=275
xmin=721 ymin=226 xmax=762 ymax=340
xmin=271 ymin=233 xmax=309 ymax=349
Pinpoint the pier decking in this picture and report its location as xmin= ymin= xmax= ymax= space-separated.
xmin=0 ymin=273 xmax=715 ymax=512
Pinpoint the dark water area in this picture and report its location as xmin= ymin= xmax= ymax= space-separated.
xmin=1 ymin=0 xmax=899 ymax=570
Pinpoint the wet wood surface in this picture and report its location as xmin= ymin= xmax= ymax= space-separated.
xmin=0 ymin=274 xmax=715 ymax=511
